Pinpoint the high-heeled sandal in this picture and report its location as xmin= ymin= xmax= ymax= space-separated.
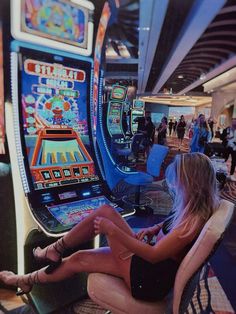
xmin=16 ymin=271 xmax=40 ymax=296
xmin=33 ymin=238 xmax=68 ymax=274
xmin=0 ymin=271 xmax=39 ymax=296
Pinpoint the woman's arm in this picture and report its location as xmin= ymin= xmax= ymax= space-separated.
xmin=114 ymin=224 xmax=194 ymax=263
xmin=94 ymin=217 xmax=194 ymax=264
xmin=135 ymin=222 xmax=163 ymax=242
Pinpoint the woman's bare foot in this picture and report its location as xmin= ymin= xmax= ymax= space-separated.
xmin=0 ymin=271 xmax=32 ymax=295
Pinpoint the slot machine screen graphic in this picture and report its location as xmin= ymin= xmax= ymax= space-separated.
xmin=22 ymin=0 xmax=88 ymax=49
xmin=21 ymin=56 xmax=99 ymax=191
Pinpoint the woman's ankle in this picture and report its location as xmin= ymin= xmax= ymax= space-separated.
xmin=53 ymin=238 xmax=68 ymax=257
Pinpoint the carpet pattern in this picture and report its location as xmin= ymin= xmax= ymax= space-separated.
xmin=72 ymin=299 xmax=106 ymax=314
xmin=187 ymin=264 xmax=234 ymax=314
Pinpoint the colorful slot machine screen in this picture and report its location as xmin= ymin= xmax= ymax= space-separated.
xmin=20 ymin=51 xmax=99 ymax=191
xmin=110 ymin=85 xmax=127 ymax=101
xmin=133 ymin=99 xmax=144 ymax=109
xmin=21 ymin=0 xmax=89 ymax=49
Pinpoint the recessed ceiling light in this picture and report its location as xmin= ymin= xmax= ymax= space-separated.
xmin=200 ymin=73 xmax=206 ymax=80
xmin=178 ymin=75 xmax=184 ymax=79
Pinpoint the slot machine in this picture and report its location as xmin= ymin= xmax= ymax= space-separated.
xmin=5 ymin=0 xmax=134 ymax=312
xmin=107 ymin=84 xmax=127 ymax=137
xmin=131 ymin=99 xmax=145 ymax=133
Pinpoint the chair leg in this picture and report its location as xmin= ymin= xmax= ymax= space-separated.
xmin=134 ymin=185 xmax=141 ymax=205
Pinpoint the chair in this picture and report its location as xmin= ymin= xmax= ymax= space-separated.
xmin=123 ymin=144 xmax=169 ymax=215
xmin=112 ymin=133 xmax=146 ymax=169
xmin=87 ymin=199 xmax=234 ymax=314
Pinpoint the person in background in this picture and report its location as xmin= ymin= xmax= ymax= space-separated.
xmin=135 ymin=116 xmax=146 ymax=134
xmin=126 ymin=109 xmax=131 ymax=134
xmin=157 ymin=116 xmax=167 ymax=145
xmin=220 ymin=118 xmax=236 ymax=181
xmin=122 ymin=111 xmax=128 ymax=135
xmin=190 ymin=114 xmax=210 ymax=153
xmin=173 ymin=120 xmax=177 ymax=135
xmin=208 ymin=117 xmax=216 ymax=141
xmin=176 ymin=115 xmax=186 ymax=151
xmin=188 ymin=118 xmax=195 ymax=139
xmin=0 ymin=153 xmax=220 ymax=302
xmin=168 ymin=119 xmax=174 ymax=136
xmin=145 ymin=116 xmax=155 ymax=154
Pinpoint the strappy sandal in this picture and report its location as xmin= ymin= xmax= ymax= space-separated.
xmin=16 ymin=271 xmax=42 ymax=296
xmin=33 ymin=238 xmax=68 ymax=274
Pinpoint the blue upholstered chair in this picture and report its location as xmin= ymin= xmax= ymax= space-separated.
xmin=123 ymin=144 xmax=169 ymax=215
xmin=112 ymin=133 xmax=146 ymax=169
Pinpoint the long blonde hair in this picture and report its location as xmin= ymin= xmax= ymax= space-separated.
xmin=165 ymin=152 xmax=219 ymax=236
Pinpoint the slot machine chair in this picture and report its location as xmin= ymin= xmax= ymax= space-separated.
xmin=87 ymin=199 xmax=234 ymax=314
xmin=123 ymin=144 xmax=169 ymax=215
xmin=112 ymin=133 xmax=146 ymax=169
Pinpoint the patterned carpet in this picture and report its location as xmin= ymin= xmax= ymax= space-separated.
xmin=187 ymin=264 xmax=234 ymax=314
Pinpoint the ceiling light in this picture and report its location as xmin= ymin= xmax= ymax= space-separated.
xmin=200 ymin=73 xmax=206 ymax=80
xmin=138 ymin=27 xmax=150 ymax=31
xmin=178 ymin=75 xmax=184 ymax=79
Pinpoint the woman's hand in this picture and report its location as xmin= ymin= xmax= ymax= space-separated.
xmin=94 ymin=216 xmax=115 ymax=235
xmin=136 ymin=225 xmax=159 ymax=243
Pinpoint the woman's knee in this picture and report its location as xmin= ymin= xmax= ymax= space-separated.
xmin=68 ymin=251 xmax=91 ymax=271
xmin=96 ymin=204 xmax=117 ymax=218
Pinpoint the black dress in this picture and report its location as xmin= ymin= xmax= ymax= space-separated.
xmin=129 ymin=216 xmax=179 ymax=301
xmin=177 ymin=121 xmax=186 ymax=139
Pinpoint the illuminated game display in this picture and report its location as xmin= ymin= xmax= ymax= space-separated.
xmin=133 ymin=99 xmax=144 ymax=109
xmin=93 ymin=2 xmax=111 ymax=132
xmin=131 ymin=99 xmax=145 ymax=133
xmin=11 ymin=0 xmax=94 ymax=56
xmin=9 ymin=0 xmax=133 ymax=242
xmin=107 ymin=101 xmax=123 ymax=136
xmin=106 ymin=85 xmax=128 ymax=136
xmin=110 ymin=84 xmax=127 ymax=101
xmin=48 ymin=195 xmax=123 ymax=227
xmin=23 ymin=0 xmax=87 ymax=48
xmin=21 ymin=55 xmax=99 ymax=191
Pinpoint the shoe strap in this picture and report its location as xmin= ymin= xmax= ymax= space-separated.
xmin=54 ymin=237 xmax=68 ymax=256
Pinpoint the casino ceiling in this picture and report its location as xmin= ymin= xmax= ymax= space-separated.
xmin=103 ymin=0 xmax=236 ymax=97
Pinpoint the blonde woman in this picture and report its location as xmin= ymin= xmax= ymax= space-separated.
xmin=0 ymin=153 xmax=219 ymax=302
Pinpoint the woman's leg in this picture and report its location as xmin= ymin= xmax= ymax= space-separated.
xmin=34 ymin=205 xmax=135 ymax=262
xmin=0 ymin=245 xmax=133 ymax=293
